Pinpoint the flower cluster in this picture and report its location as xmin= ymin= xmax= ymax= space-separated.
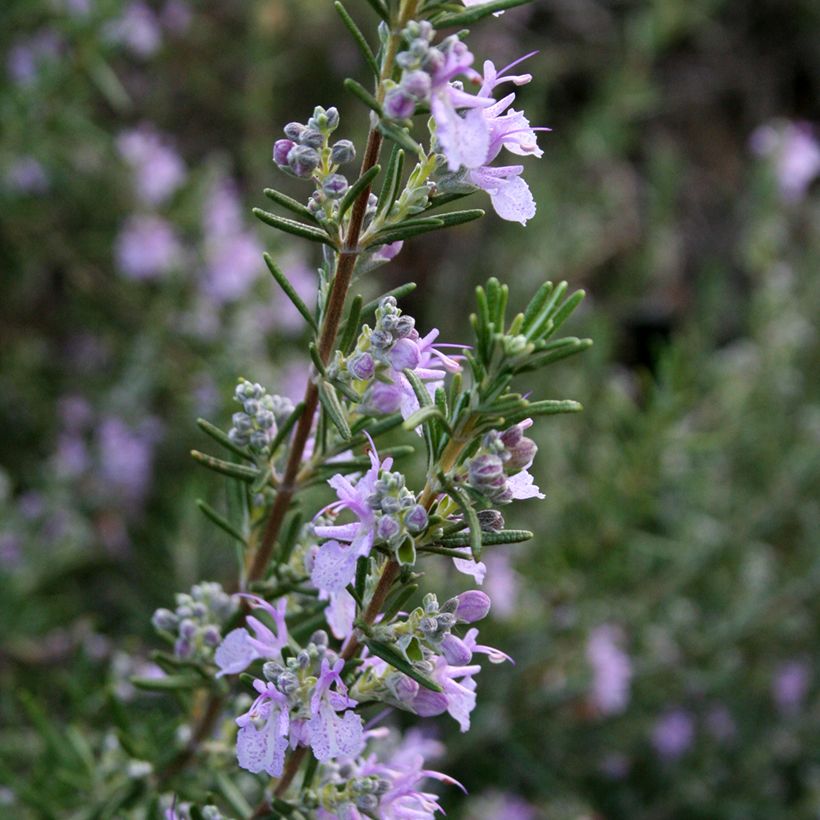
xmin=227 ymin=378 xmax=294 ymax=455
xmin=233 ymin=631 xmax=365 ymax=777
xmin=151 ymin=582 xmax=236 ymax=661
xmin=352 ymin=593 xmax=509 ymax=733
xmin=383 ymin=21 xmax=545 ymax=224
xmin=465 ymin=419 xmax=544 ymax=504
xmin=329 ymin=296 xmax=461 ymax=421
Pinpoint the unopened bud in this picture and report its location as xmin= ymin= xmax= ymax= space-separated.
xmin=330 ymin=139 xmax=356 ymax=165
xmin=348 ymin=351 xmax=375 ymax=381
xmin=440 ymin=633 xmax=472 ymax=665
xmin=288 ymin=145 xmax=320 ymax=177
xmin=404 ymin=504 xmax=428 ymax=533
xmin=283 ymin=122 xmax=305 ymax=141
xmin=384 ymin=88 xmax=416 ymax=120
xmin=455 ymin=590 xmax=491 ymax=623
xmin=477 ymin=509 xmax=505 ymax=532
xmin=273 ymin=138 xmax=296 ymax=167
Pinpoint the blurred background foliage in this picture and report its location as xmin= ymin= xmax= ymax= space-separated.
xmin=0 ymin=0 xmax=818 ymax=817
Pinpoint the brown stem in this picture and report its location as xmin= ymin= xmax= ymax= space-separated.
xmin=246 ymin=127 xmax=383 ymax=585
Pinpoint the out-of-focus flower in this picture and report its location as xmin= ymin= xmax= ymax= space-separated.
xmin=585 ymin=624 xmax=632 ymax=716
xmin=772 ymin=660 xmax=810 ymax=715
xmin=115 ymin=214 xmax=182 ymax=280
xmin=200 ymin=177 xmax=262 ymax=304
xmin=106 ymin=2 xmax=162 ymax=57
xmin=651 ymin=708 xmax=694 ymax=760
xmin=117 ymin=126 xmax=186 ymax=206
xmin=96 ymin=416 xmax=162 ymax=505
xmin=750 ymin=121 xmax=820 ymax=201
xmin=6 ymin=31 xmax=62 ymax=85
xmin=4 ymin=157 xmax=49 ymax=194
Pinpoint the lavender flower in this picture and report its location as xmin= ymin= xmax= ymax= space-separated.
xmin=117 ymin=126 xmax=186 ymax=206
xmin=200 ymin=177 xmax=263 ymax=303
xmin=751 ymin=120 xmax=820 ymax=201
xmin=651 ymin=708 xmax=694 ymax=760
xmin=585 ymin=624 xmax=632 ymax=716
xmin=6 ymin=30 xmax=62 ymax=86
xmin=772 ymin=660 xmax=810 ymax=715
xmin=4 ymin=157 xmax=49 ymax=195
xmin=96 ymin=415 xmax=162 ymax=505
xmin=115 ymin=215 xmax=182 ymax=280
xmin=214 ymin=595 xmax=288 ymax=676
xmin=105 ymin=2 xmax=162 ymax=57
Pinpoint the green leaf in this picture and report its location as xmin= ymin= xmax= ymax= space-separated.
xmin=334 ymin=2 xmax=379 ymax=76
xmin=365 ymin=639 xmax=443 ymax=692
xmin=309 ymin=341 xmax=328 ymax=377
xmin=253 ymin=208 xmax=336 ymax=245
xmin=397 ymin=537 xmax=416 ymax=565
xmin=377 ymin=120 xmax=422 ymax=155
xmin=382 ymin=583 xmax=419 ymax=621
xmin=377 ymin=145 xmax=405 ymax=216
xmin=343 ymin=77 xmax=383 ymax=115
xmin=130 ymin=674 xmax=202 ymax=692
xmin=362 ymin=0 xmax=389 ymax=21
xmin=318 ymin=380 xmax=352 ymax=440
xmin=190 ymin=451 xmax=260 ymax=483
xmin=437 ymin=528 xmax=534 ymax=548
xmin=543 ymin=289 xmax=586 ymax=338
xmin=514 ymin=337 xmax=593 ymax=372
xmin=338 ymin=293 xmax=363 ymax=354
xmin=433 ymin=208 xmax=485 ymax=227
xmin=196 ymin=499 xmax=247 ymax=545
xmin=504 ymin=399 xmax=583 ymax=425
xmin=522 ymin=281 xmax=553 ymax=332
xmin=196 ymin=417 xmax=253 ymax=461
xmin=355 ymin=555 xmax=369 ymax=603
xmin=435 ymin=0 xmax=532 ymax=27
xmin=403 ymin=404 xmax=450 ymax=434
xmin=451 ymin=487 xmax=483 ymax=560
xmin=338 ymin=164 xmax=382 ymax=221
xmin=426 ymin=191 xmax=473 ymax=211
xmin=264 ymin=253 xmax=318 ymax=333
xmin=370 ymin=219 xmax=445 ymax=245
xmin=525 ymin=281 xmax=568 ymax=340
xmin=263 ymin=187 xmax=317 ymax=223
xmin=277 ymin=509 xmax=304 ymax=566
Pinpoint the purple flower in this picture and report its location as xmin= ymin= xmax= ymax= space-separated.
xmin=454 ymin=590 xmax=491 ymax=623
xmin=651 ymin=708 xmax=694 ymax=760
xmin=311 ymin=440 xmax=392 ymax=592
xmin=308 ymin=658 xmax=365 ymax=762
xmin=235 ymin=680 xmax=291 ymax=776
xmin=772 ymin=660 xmax=810 ymax=715
xmin=96 ymin=416 xmax=162 ymax=506
xmin=751 ymin=120 xmax=820 ymax=201
xmin=5 ymin=157 xmax=49 ymax=194
xmin=117 ymin=126 xmax=186 ymax=206
xmin=215 ymin=595 xmax=288 ymax=676
xmin=585 ymin=624 xmax=632 ymax=716
xmin=451 ymin=548 xmax=487 ymax=584
xmin=115 ymin=215 xmax=182 ymax=280
xmin=160 ymin=0 xmax=192 ymax=35
xmin=106 ymin=2 xmax=162 ymax=57
xmin=6 ymin=31 xmax=62 ymax=86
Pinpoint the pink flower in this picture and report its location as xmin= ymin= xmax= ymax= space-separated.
xmin=215 ymin=595 xmax=288 ymax=676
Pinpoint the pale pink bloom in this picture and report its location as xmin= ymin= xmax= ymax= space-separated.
xmin=586 ymin=624 xmax=632 ymax=715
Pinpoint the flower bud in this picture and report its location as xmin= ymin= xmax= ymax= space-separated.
xmin=348 ymin=351 xmax=375 ymax=381
xmin=369 ymin=329 xmax=393 ymax=350
xmin=377 ymin=515 xmax=401 ymax=542
xmin=384 ymin=88 xmax=416 ymax=120
xmin=393 ymin=314 xmax=415 ymax=338
xmin=273 ymin=138 xmax=295 ymax=167
xmin=322 ymin=173 xmax=349 ymax=198
xmin=404 ymin=503 xmax=428 ymax=533
xmin=202 ymin=625 xmax=221 ymax=646
xmin=507 ymin=438 xmax=537 ymax=471
xmin=288 ymin=145 xmax=320 ymax=178
xmin=455 ymin=590 xmax=491 ymax=623
xmin=468 ymin=454 xmax=506 ymax=489
xmin=402 ymin=69 xmax=431 ymax=100
xmin=249 ymin=430 xmax=270 ymax=451
xmin=283 ymin=122 xmax=305 ymax=141
xmin=179 ymin=618 xmax=197 ymax=639
xmin=440 ymin=633 xmax=473 ymax=666
xmin=477 ymin=509 xmax=505 ymax=532
xmin=151 ymin=608 xmax=177 ymax=632
xmin=330 ymin=139 xmax=356 ymax=165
